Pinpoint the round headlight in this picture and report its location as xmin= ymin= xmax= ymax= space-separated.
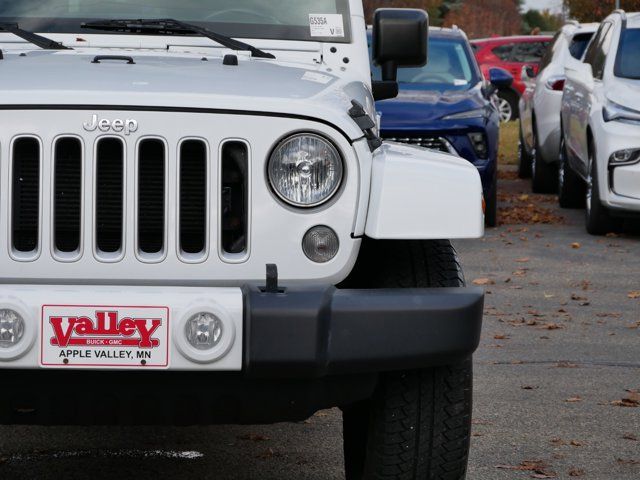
xmin=268 ymin=134 xmax=343 ymax=207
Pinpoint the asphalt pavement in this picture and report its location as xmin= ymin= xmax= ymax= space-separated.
xmin=1 ymin=168 xmax=639 ymax=480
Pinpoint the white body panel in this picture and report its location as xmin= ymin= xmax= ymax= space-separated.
xmin=561 ymin=14 xmax=640 ymax=213
xmin=520 ymin=23 xmax=598 ymax=165
xmin=0 ymin=285 xmax=243 ymax=370
xmin=365 ymin=143 xmax=484 ymax=240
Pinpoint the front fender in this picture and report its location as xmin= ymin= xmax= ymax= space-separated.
xmin=365 ymin=142 xmax=484 ymax=239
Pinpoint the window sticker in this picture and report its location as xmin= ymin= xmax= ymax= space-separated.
xmin=309 ymin=14 xmax=345 ymax=38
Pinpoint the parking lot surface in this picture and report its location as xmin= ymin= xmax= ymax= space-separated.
xmin=1 ymin=169 xmax=639 ymax=480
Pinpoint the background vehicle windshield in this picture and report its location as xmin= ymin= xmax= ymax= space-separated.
xmin=372 ymin=38 xmax=480 ymax=91
xmin=615 ymin=28 xmax=640 ymax=79
xmin=0 ymin=0 xmax=351 ymax=43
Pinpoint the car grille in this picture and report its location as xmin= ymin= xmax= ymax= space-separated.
xmin=383 ymin=136 xmax=456 ymax=154
xmin=6 ymin=134 xmax=247 ymax=265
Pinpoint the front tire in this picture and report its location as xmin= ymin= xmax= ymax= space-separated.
xmin=341 ymin=240 xmax=473 ymax=480
xmin=531 ymin=126 xmax=558 ymax=194
xmin=585 ymin=143 xmax=619 ymax=235
xmin=518 ymin=125 xmax=532 ymax=179
xmin=497 ymin=90 xmax=518 ymax=122
xmin=558 ymin=135 xmax=585 ymax=209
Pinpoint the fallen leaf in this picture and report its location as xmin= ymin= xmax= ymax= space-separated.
xmin=611 ymin=390 xmax=640 ymax=408
xmin=617 ymin=458 xmax=640 ymax=465
xmin=571 ymin=294 xmax=588 ymax=302
xmin=566 ymin=396 xmax=582 ymax=403
xmin=556 ymin=362 xmax=578 ymax=368
xmin=516 ymin=257 xmax=530 ymax=263
xmin=496 ymin=460 xmax=556 ymax=478
xmin=540 ymin=323 xmax=564 ymax=330
xmin=571 ymin=242 xmax=581 ymax=249
xmin=494 ymin=333 xmax=509 ymax=340
xmin=628 ymin=291 xmax=640 ymax=299
xmin=569 ymin=468 xmax=585 ymax=477
xmin=473 ymin=278 xmax=495 ymax=286
xmin=623 ymin=433 xmax=638 ymax=441
xmin=522 ymin=385 xmax=539 ymax=390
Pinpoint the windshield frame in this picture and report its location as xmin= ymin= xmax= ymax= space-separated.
xmin=0 ymin=0 xmax=352 ymax=44
xmin=614 ymin=27 xmax=640 ymax=80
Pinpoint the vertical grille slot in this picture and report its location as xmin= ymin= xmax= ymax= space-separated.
xmin=179 ymin=140 xmax=207 ymax=257
xmin=11 ymin=137 xmax=40 ymax=255
xmin=54 ymin=138 xmax=82 ymax=254
xmin=95 ymin=138 xmax=124 ymax=256
xmin=221 ymin=141 xmax=248 ymax=256
xmin=138 ymin=139 xmax=166 ymax=256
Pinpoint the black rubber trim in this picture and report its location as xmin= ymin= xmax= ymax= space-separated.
xmin=243 ymin=285 xmax=484 ymax=378
xmin=0 ymin=105 xmax=355 ymax=143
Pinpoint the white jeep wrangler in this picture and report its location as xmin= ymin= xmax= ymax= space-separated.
xmin=0 ymin=2 xmax=484 ymax=478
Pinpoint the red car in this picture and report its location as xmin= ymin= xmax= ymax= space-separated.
xmin=471 ymin=35 xmax=552 ymax=122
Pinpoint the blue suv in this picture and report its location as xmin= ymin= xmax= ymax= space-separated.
xmin=369 ymin=27 xmax=512 ymax=226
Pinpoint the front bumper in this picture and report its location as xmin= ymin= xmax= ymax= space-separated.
xmin=244 ymin=285 xmax=484 ymax=378
xmin=0 ymin=284 xmax=484 ymax=425
xmin=594 ymin=119 xmax=640 ymax=212
xmin=0 ymin=284 xmax=484 ymax=375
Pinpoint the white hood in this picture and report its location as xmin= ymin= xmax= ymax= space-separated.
xmin=0 ymin=49 xmax=372 ymax=139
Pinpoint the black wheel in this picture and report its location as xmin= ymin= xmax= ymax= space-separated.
xmin=497 ymin=90 xmax=518 ymax=122
xmin=531 ymin=126 xmax=558 ymax=194
xmin=558 ymin=134 xmax=585 ymax=209
xmin=518 ymin=125 xmax=532 ymax=179
xmin=585 ymin=141 xmax=619 ymax=235
xmin=485 ymin=175 xmax=498 ymax=228
xmin=341 ymin=240 xmax=472 ymax=480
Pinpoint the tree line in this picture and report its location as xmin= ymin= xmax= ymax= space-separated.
xmin=363 ymin=0 xmax=639 ymax=38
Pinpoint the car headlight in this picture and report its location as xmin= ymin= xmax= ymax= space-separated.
xmin=603 ymin=99 xmax=640 ymax=124
xmin=609 ymin=148 xmax=640 ymax=166
xmin=442 ymin=108 xmax=486 ymax=120
xmin=268 ymin=133 xmax=343 ymax=207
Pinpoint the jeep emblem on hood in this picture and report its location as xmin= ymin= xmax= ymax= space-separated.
xmin=83 ymin=114 xmax=139 ymax=135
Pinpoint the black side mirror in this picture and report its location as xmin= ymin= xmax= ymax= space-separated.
xmin=488 ymin=67 xmax=513 ymax=89
xmin=482 ymin=67 xmax=513 ymax=97
xmin=372 ymin=8 xmax=428 ymax=100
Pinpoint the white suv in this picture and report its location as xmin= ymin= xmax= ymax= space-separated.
xmin=560 ymin=10 xmax=640 ymax=234
xmin=518 ymin=22 xmax=597 ymax=192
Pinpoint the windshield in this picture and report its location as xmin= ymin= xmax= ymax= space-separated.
xmin=371 ymin=37 xmax=480 ymax=92
xmin=0 ymin=0 xmax=351 ymax=43
xmin=615 ymin=28 xmax=640 ymax=79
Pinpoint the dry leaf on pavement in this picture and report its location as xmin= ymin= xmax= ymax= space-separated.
xmin=473 ymin=278 xmax=495 ymax=286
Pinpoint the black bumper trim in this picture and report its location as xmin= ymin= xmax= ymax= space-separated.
xmin=243 ymin=286 xmax=484 ymax=378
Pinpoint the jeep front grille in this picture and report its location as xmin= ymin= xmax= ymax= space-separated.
xmin=5 ymin=134 xmax=244 ymax=265
xmin=383 ymin=136 xmax=457 ymax=155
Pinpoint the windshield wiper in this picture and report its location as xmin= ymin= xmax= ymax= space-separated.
xmin=81 ymin=18 xmax=275 ymax=59
xmin=0 ymin=23 xmax=71 ymax=50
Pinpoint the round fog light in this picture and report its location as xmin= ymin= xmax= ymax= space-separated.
xmin=0 ymin=309 xmax=25 ymax=348
xmin=185 ymin=313 xmax=223 ymax=351
xmin=302 ymin=226 xmax=339 ymax=263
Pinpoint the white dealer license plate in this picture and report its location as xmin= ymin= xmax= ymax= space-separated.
xmin=40 ymin=305 xmax=170 ymax=368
